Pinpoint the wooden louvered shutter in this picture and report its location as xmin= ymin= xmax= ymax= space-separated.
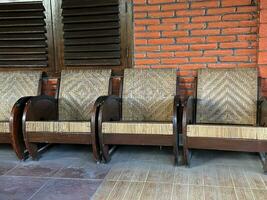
xmin=62 ymin=0 xmax=123 ymax=67
xmin=0 ymin=2 xmax=48 ymax=68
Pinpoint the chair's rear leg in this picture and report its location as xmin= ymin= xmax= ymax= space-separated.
xmin=25 ymin=141 xmax=38 ymax=160
xmin=263 ymin=153 xmax=267 ymax=173
xmin=183 ymin=146 xmax=191 ymax=167
xmin=102 ymin=144 xmax=110 ymax=163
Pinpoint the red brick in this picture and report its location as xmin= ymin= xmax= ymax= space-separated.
xmin=135 ymin=26 xmax=146 ymax=31
xmin=135 ymin=59 xmax=160 ymax=65
xmin=179 ymin=64 xmax=206 ymax=70
xmin=148 ymin=38 xmax=174 ymax=45
xmin=148 ymin=11 xmax=174 ymax=18
xmin=221 ymin=0 xmax=251 ymax=7
xmin=222 ymin=27 xmax=251 ymax=35
xmin=237 ymin=63 xmax=256 ymax=68
xmin=161 ymin=45 xmax=188 ymax=51
xmin=207 ymin=7 xmax=235 ymax=15
xmin=259 ymin=65 xmax=267 ymax=78
xmin=135 ymin=45 xmax=160 ymax=51
xmin=135 ymin=19 xmax=160 ymax=25
xmin=134 ymin=5 xmax=160 ymax=12
xmin=260 ymin=24 xmax=267 ymax=37
xmin=259 ymin=52 xmax=267 ymax=64
xmin=237 ymin=35 xmax=257 ymax=41
xmin=222 ymin=14 xmax=253 ymax=21
xmin=191 ymin=29 xmax=220 ymax=36
xmin=261 ymin=10 xmax=267 ymax=23
xmin=208 ymin=20 xmax=257 ymax=28
xmin=191 ymin=16 xmax=221 ymax=23
xmin=259 ymin=38 xmax=267 ymax=51
xmin=260 ymin=0 xmax=267 ymax=10
xmin=147 ymin=52 xmax=173 ymax=58
xmin=151 ymin=65 xmax=179 ymax=69
xmin=220 ymin=42 xmax=250 ymax=49
xmin=161 ymin=58 xmax=188 ymax=64
xmin=235 ymin=49 xmax=257 ymax=55
xmin=204 ymin=50 xmax=233 ymax=56
xmin=190 ymin=1 xmax=219 ymax=8
xmin=177 ymin=37 xmax=205 ymax=44
xmin=176 ymin=9 xmax=205 ymax=16
xmin=175 ymin=51 xmax=202 ymax=57
xmin=135 ymin=39 xmax=147 ymax=45
xmin=220 ymin=56 xmax=249 ymax=62
xmin=237 ymin=6 xmax=258 ymax=13
xmin=148 ymin=24 xmax=175 ymax=31
xmin=206 ymin=35 xmax=236 ymax=43
xmin=135 ymin=32 xmax=160 ymax=38
xmin=162 ymin=17 xmax=189 ymax=23
xmin=179 ymin=70 xmax=197 ymax=77
xmin=190 ymin=43 xmax=217 ymax=50
xmin=134 ymin=0 xmax=147 ymax=5
xmin=180 ymin=77 xmax=195 ymax=83
xmin=134 ymin=12 xmax=147 ymax=18
xmin=148 ymin=0 xmax=174 ymax=4
xmin=161 ymin=3 xmax=188 ymax=11
xmin=208 ymin=63 xmax=237 ymax=68
xmin=162 ymin=30 xmax=188 ymax=37
xmin=190 ymin=57 xmax=217 ymax=63
xmin=135 ymin=53 xmax=146 ymax=58
xmin=179 ymin=23 xmax=206 ymax=30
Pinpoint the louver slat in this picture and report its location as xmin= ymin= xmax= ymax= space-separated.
xmin=0 ymin=2 xmax=48 ymax=68
xmin=62 ymin=0 xmax=121 ymax=66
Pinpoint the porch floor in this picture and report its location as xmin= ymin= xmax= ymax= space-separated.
xmin=0 ymin=144 xmax=266 ymax=200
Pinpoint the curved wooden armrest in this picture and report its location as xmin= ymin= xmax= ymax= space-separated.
xmin=10 ymin=96 xmax=36 ymax=159
xmin=23 ymin=95 xmax=57 ymax=122
xmin=173 ymin=95 xmax=181 ymax=131
xmin=258 ymin=96 xmax=267 ymax=126
xmin=98 ymin=95 xmax=121 ymax=123
xmin=182 ymin=96 xmax=196 ymax=135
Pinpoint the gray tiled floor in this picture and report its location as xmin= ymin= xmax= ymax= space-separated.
xmin=0 ymin=144 xmax=266 ymax=200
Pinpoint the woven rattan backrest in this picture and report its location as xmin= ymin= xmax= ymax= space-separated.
xmin=122 ymin=68 xmax=177 ymax=122
xmin=196 ymin=68 xmax=258 ymax=125
xmin=58 ymin=69 xmax=111 ymax=121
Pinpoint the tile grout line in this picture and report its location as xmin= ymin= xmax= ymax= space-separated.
xmin=137 ymin=165 xmax=150 ymax=200
xmin=27 ymin=179 xmax=51 ymax=200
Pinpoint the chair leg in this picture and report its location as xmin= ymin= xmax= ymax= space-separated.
xmin=183 ymin=146 xmax=191 ymax=167
xmin=102 ymin=144 xmax=110 ymax=163
xmin=173 ymin=144 xmax=179 ymax=166
xmin=263 ymin=153 xmax=267 ymax=173
xmin=25 ymin=141 xmax=38 ymax=160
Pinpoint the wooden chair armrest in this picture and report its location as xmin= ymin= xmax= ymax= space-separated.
xmin=10 ymin=96 xmax=35 ymax=159
xmin=98 ymin=95 xmax=121 ymax=123
xmin=22 ymin=95 xmax=58 ymax=122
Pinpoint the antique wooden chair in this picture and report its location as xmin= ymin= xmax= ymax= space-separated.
xmin=98 ymin=68 xmax=180 ymax=165
xmin=22 ymin=69 xmax=112 ymax=161
xmin=182 ymin=68 xmax=267 ymax=171
xmin=0 ymin=71 xmax=44 ymax=160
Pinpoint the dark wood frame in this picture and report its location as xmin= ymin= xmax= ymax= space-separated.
xmin=0 ymin=71 xmax=46 ymax=160
xmin=182 ymin=76 xmax=267 ymax=172
xmin=22 ymin=75 xmax=113 ymax=162
xmin=97 ymin=76 xmax=181 ymax=165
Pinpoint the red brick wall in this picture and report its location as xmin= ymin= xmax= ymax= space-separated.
xmin=259 ymin=0 xmax=267 ymax=96
xmin=133 ymin=0 xmax=259 ymax=97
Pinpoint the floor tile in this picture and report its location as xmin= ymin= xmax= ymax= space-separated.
xmin=6 ymin=162 xmax=62 ymax=177
xmin=54 ymin=164 xmax=110 ymax=180
xmin=204 ymin=186 xmax=237 ymax=200
xmin=235 ymin=188 xmax=254 ymax=200
xmin=0 ymin=176 xmax=47 ymax=200
xmin=188 ymin=185 xmax=204 ymax=200
xmin=172 ymin=184 xmax=189 ymax=200
xmin=123 ymin=181 xmax=145 ymax=200
xmin=0 ymin=161 xmax=17 ymax=175
xmin=92 ymin=181 xmax=117 ymax=200
xmin=252 ymin=189 xmax=267 ymax=199
xmin=31 ymin=179 xmax=102 ymax=200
